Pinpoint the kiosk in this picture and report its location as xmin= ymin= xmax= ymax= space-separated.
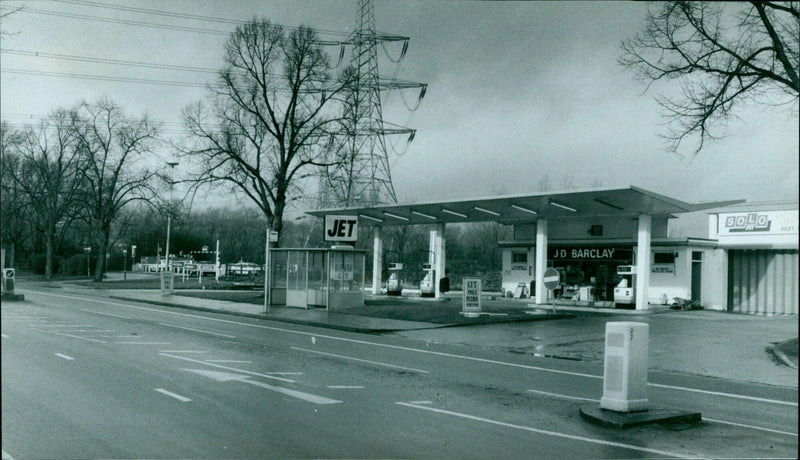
xmin=269 ymin=248 xmax=366 ymax=311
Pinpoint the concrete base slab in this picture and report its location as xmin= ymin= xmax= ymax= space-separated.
xmin=579 ymin=405 xmax=701 ymax=429
xmin=1 ymin=293 xmax=25 ymax=301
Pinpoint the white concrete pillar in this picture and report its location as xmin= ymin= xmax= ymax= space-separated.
xmin=372 ymin=226 xmax=382 ymax=295
xmin=535 ymin=219 xmax=548 ymax=305
xmin=635 ymin=214 xmax=652 ymax=311
xmin=600 ymin=321 xmax=649 ymax=412
xmin=434 ymin=223 xmax=446 ymax=299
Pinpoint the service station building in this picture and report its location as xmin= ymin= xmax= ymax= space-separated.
xmin=305 ymin=185 xmax=798 ymax=315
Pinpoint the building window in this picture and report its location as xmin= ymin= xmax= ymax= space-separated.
xmin=692 ymin=251 xmax=703 ymax=262
xmin=653 ymin=252 xmax=676 ymax=264
xmin=512 ymin=252 xmax=528 ymax=263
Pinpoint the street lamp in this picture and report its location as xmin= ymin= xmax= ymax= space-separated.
xmin=165 ymin=161 xmax=178 ymax=272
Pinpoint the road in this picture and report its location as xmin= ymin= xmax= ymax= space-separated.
xmin=3 ymin=288 xmax=798 ymax=459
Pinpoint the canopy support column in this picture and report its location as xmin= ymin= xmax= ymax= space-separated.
xmin=636 ymin=214 xmax=652 ymax=310
xmin=535 ymin=219 xmax=548 ymax=305
xmin=372 ymin=226 xmax=382 ymax=295
xmin=434 ymin=223 xmax=446 ymax=299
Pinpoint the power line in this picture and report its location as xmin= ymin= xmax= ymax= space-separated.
xmin=1 ymin=48 xmax=219 ymax=73
xmin=3 ymin=68 xmax=211 ymax=88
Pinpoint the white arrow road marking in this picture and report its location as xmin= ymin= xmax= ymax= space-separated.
xmin=54 ymin=353 xmax=75 ymax=360
xmin=396 ymin=402 xmax=693 ymax=459
xmin=155 ymin=388 xmax=192 ymax=402
xmin=160 ymin=353 xmax=295 ymax=383
xmin=182 ymin=369 xmax=342 ymax=405
xmin=291 ymin=347 xmax=430 ymax=374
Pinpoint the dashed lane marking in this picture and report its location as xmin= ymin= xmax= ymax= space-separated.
xmin=396 ymin=402 xmax=693 ymax=459
xmin=291 ymin=346 xmax=430 ymax=374
xmin=155 ymin=388 xmax=192 ymax=402
xmin=54 ymin=353 xmax=75 ymax=360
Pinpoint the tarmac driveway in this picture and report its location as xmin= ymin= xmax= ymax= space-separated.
xmin=395 ymin=309 xmax=799 ymax=388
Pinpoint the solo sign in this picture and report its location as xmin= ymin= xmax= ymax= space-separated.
xmin=325 ymin=215 xmax=358 ymax=242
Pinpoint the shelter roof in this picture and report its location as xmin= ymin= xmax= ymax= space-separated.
xmin=305 ymin=185 xmax=744 ymax=226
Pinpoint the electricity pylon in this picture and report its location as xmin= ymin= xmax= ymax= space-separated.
xmin=316 ymin=0 xmax=426 ymax=209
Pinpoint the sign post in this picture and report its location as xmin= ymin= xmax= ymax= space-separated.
xmin=264 ymin=230 xmax=278 ymax=313
xmin=462 ymin=278 xmax=482 ymax=317
xmin=543 ymin=267 xmax=561 ymax=314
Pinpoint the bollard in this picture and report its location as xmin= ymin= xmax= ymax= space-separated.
xmin=600 ymin=321 xmax=649 ymax=413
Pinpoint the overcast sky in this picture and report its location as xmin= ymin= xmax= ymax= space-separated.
xmin=2 ymin=0 xmax=798 ymax=213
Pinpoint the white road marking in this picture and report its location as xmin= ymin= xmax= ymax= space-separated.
xmin=31 ymin=328 xmax=107 ymax=343
xmin=183 ymin=369 xmax=341 ymax=405
xmin=159 ymin=350 xmax=209 ymax=354
xmin=647 ymin=382 xmax=798 ymax=407
xmin=204 ymin=360 xmax=253 ymax=364
xmin=702 ymin=417 xmax=798 ymax=437
xmin=396 ymin=402 xmax=693 ymax=459
xmin=116 ymin=342 xmax=172 ymax=345
xmin=54 ymin=353 xmax=75 ymax=360
xmin=158 ymin=322 xmax=235 ymax=338
xmin=31 ymin=291 xmax=800 ymax=408
xmin=2 ymin=448 xmax=15 ymax=460
xmin=326 ymin=385 xmax=364 ymax=389
xmin=155 ymin=388 xmax=192 ymax=402
xmin=160 ymin=353 xmax=295 ymax=383
xmin=528 ymin=389 xmax=598 ymax=403
xmin=1 ymin=334 xmax=8 ymax=338
xmin=81 ymin=310 xmax=131 ymax=319
xmin=291 ymin=346 xmax=430 ymax=374
xmin=528 ymin=390 xmax=799 ymax=437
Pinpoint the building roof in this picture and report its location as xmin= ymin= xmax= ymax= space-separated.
xmin=306 ymin=185 xmax=744 ymax=226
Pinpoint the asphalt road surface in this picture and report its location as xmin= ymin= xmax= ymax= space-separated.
xmin=2 ymin=288 xmax=797 ymax=459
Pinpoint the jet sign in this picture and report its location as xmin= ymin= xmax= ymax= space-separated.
xmin=324 ymin=215 xmax=358 ymax=242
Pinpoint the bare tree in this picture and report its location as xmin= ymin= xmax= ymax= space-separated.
xmin=1 ymin=121 xmax=31 ymax=267
xmin=3 ymin=111 xmax=83 ymax=277
xmin=181 ymin=19 xmax=355 ymax=243
xmin=72 ymin=98 xmax=160 ymax=281
xmin=620 ymin=1 xmax=799 ymax=155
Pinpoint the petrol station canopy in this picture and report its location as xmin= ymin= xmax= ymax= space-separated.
xmin=306 ymin=185 xmax=744 ymax=225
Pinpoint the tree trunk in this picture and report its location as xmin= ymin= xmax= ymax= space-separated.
xmin=93 ymin=232 xmax=109 ymax=282
xmin=45 ymin=230 xmax=54 ymax=279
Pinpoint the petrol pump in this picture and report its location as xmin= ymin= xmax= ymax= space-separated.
xmin=614 ymin=265 xmax=636 ymax=308
xmin=387 ymin=262 xmax=403 ymax=296
xmin=420 ymin=262 xmax=436 ymax=297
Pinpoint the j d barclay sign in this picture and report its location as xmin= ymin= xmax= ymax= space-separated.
xmin=551 ymin=247 xmax=633 ymax=261
xmin=719 ymin=211 xmax=798 ymax=236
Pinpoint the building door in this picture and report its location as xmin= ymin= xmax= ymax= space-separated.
xmin=691 ymin=251 xmax=702 ymax=302
xmin=727 ymin=249 xmax=799 ymax=314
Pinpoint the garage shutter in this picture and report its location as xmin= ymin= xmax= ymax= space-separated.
xmin=728 ymin=250 xmax=798 ymax=315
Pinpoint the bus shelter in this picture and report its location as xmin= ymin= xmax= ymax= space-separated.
xmin=269 ymin=248 xmax=366 ymax=311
